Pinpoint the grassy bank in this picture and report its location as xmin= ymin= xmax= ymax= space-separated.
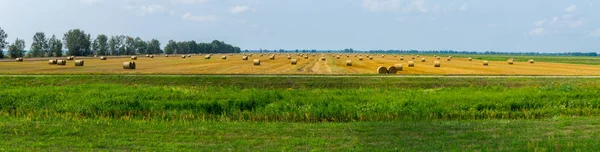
xmin=1 ymin=116 xmax=599 ymax=151
xmin=1 ymin=76 xmax=600 ymax=121
xmin=2 ymin=75 xmax=600 ymax=150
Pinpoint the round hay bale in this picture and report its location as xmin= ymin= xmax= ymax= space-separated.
xmin=94 ymin=55 xmax=97 ymax=57
xmin=242 ymin=56 xmax=248 ymax=60
xmin=381 ymin=55 xmax=385 ymax=58
xmin=412 ymin=56 xmax=415 ymax=60
xmin=205 ymin=55 xmax=211 ymax=59
xmin=16 ymin=58 xmax=23 ymax=62
xmin=304 ymin=56 xmax=308 ymax=59
xmin=400 ymin=57 xmax=404 ymax=60
xmin=336 ymin=56 xmax=340 ymax=59
xmin=408 ymin=61 xmax=415 ymax=67
xmin=291 ymin=59 xmax=297 ymax=65
xmin=394 ymin=64 xmax=403 ymax=71
xmin=149 ymin=55 xmax=154 ymax=58
xmin=507 ymin=59 xmax=514 ymax=65
xmin=468 ymin=57 xmax=472 ymax=61
xmin=369 ymin=57 xmax=373 ymax=60
xmin=388 ymin=66 xmax=397 ymax=74
xmin=346 ymin=60 xmax=352 ymax=66
xmin=222 ymin=56 xmax=227 ymax=60
xmin=436 ymin=57 xmax=441 ymax=60
xmin=56 ymin=60 xmax=66 ymax=65
xmin=146 ymin=54 xmax=150 ymax=57
xmin=270 ymin=55 xmax=275 ymax=60
xmin=48 ymin=59 xmax=57 ymax=65
xmin=131 ymin=56 xmax=137 ymax=60
xmin=287 ymin=56 xmax=292 ymax=59
xmin=377 ymin=66 xmax=388 ymax=74
xmin=253 ymin=59 xmax=261 ymax=65
xmin=434 ymin=61 xmax=441 ymax=67
xmin=447 ymin=58 xmax=451 ymax=61
xmin=123 ymin=62 xmax=136 ymax=69
xmin=448 ymin=56 xmax=453 ymax=59
xmin=188 ymin=54 xmax=192 ymax=57
xmin=181 ymin=55 xmax=186 ymax=59
xmin=75 ymin=60 xmax=84 ymax=66
xmin=483 ymin=60 xmax=489 ymax=66
xmin=321 ymin=57 xmax=326 ymax=61
xmin=67 ymin=56 xmax=74 ymax=60
xmin=529 ymin=59 xmax=534 ymax=64
xmin=165 ymin=54 xmax=169 ymax=57
xmin=100 ymin=56 xmax=107 ymax=60
xmin=421 ymin=58 xmax=426 ymax=62
xmin=359 ymin=57 xmax=363 ymax=60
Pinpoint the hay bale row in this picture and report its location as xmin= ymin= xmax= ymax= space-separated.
xmin=377 ymin=66 xmax=388 ymax=74
xmin=123 ymin=62 xmax=136 ymax=69
xmin=75 ymin=60 xmax=84 ymax=66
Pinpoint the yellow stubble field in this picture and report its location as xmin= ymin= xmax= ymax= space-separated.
xmin=1 ymin=54 xmax=600 ymax=75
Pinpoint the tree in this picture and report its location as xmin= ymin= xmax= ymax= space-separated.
xmin=124 ymin=37 xmax=135 ymax=55
xmin=7 ymin=38 xmax=25 ymax=58
xmin=91 ymin=38 xmax=99 ymax=55
xmin=63 ymin=29 xmax=91 ymax=56
xmin=48 ymin=35 xmax=63 ymax=57
xmin=0 ymin=27 xmax=7 ymax=58
xmin=164 ymin=40 xmax=177 ymax=54
xmin=30 ymin=32 xmax=48 ymax=57
xmin=134 ymin=37 xmax=147 ymax=54
xmin=108 ymin=35 xmax=125 ymax=55
xmin=147 ymin=39 xmax=161 ymax=54
xmin=96 ymin=34 xmax=108 ymax=55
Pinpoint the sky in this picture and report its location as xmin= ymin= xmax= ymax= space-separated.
xmin=0 ymin=0 xmax=599 ymax=52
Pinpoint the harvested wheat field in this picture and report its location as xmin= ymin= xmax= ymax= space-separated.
xmin=1 ymin=54 xmax=600 ymax=75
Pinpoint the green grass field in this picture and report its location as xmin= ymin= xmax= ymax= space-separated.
xmin=1 ymin=75 xmax=600 ymax=151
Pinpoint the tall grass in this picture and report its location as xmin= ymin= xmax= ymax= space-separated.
xmin=1 ymin=76 xmax=600 ymax=122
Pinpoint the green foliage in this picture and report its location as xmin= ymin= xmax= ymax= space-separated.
xmin=29 ymin=32 xmax=48 ymax=57
xmin=164 ymin=40 xmax=240 ymax=54
xmin=0 ymin=27 xmax=7 ymax=58
xmin=63 ymin=29 xmax=91 ymax=56
xmin=7 ymin=38 xmax=25 ymax=58
xmin=95 ymin=34 xmax=108 ymax=55
xmin=147 ymin=39 xmax=162 ymax=54
xmin=48 ymin=35 xmax=63 ymax=57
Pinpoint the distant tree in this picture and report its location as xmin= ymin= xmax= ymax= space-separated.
xmin=133 ymin=37 xmax=147 ymax=54
xmin=48 ymin=35 xmax=63 ymax=57
xmin=0 ymin=27 xmax=8 ymax=58
xmin=147 ymin=39 xmax=161 ymax=54
xmin=108 ymin=35 xmax=125 ymax=55
xmin=96 ymin=34 xmax=108 ymax=55
xmin=63 ymin=29 xmax=91 ymax=56
xmin=7 ymin=38 xmax=26 ymax=58
xmin=164 ymin=40 xmax=177 ymax=54
xmin=30 ymin=32 xmax=49 ymax=57
xmin=91 ymin=38 xmax=99 ymax=55
xmin=124 ymin=37 xmax=136 ymax=55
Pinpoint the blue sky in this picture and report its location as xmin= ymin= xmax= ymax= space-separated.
xmin=0 ymin=0 xmax=598 ymax=52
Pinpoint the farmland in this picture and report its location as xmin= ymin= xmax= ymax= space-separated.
xmin=1 ymin=54 xmax=600 ymax=75
xmin=2 ymin=75 xmax=600 ymax=151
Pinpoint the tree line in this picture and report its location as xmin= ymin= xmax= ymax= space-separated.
xmin=164 ymin=40 xmax=241 ymax=54
xmin=0 ymin=27 xmax=241 ymax=58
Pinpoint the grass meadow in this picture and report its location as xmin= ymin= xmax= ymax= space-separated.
xmin=1 ymin=75 xmax=600 ymax=150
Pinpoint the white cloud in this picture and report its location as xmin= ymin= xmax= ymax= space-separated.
xmin=231 ymin=5 xmax=252 ymax=14
xmin=528 ymin=28 xmax=545 ymax=36
xmin=138 ymin=5 xmax=165 ymax=15
xmin=554 ymin=15 xmax=584 ymax=28
xmin=533 ymin=20 xmax=546 ymax=27
xmin=80 ymin=0 xmax=102 ymax=5
xmin=182 ymin=12 xmax=216 ymax=22
xmin=565 ymin=5 xmax=577 ymax=13
xmin=458 ymin=3 xmax=469 ymax=11
xmin=590 ymin=29 xmax=600 ymax=37
xmin=362 ymin=0 xmax=431 ymax=13
xmin=171 ymin=0 xmax=209 ymax=4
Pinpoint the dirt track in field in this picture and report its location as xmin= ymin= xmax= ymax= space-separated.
xmin=1 ymin=54 xmax=600 ymax=75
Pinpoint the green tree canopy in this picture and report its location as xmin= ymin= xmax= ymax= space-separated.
xmin=8 ymin=38 xmax=26 ymax=58
xmin=48 ymin=35 xmax=63 ymax=57
xmin=0 ymin=27 xmax=8 ymax=58
xmin=63 ymin=29 xmax=91 ymax=56
xmin=30 ymin=32 xmax=48 ymax=57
